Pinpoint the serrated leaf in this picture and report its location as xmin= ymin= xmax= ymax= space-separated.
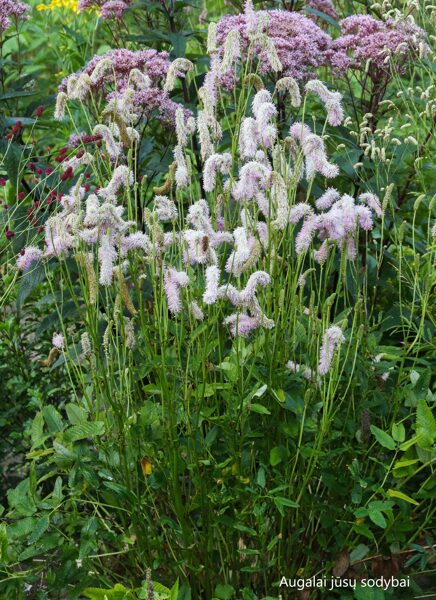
xmin=42 ymin=405 xmax=63 ymax=433
xmin=31 ymin=412 xmax=44 ymax=446
xmin=65 ymin=403 xmax=88 ymax=425
xmin=392 ymin=422 xmax=405 ymax=442
xmin=66 ymin=421 xmax=105 ymax=442
xmin=28 ymin=514 xmax=49 ymax=544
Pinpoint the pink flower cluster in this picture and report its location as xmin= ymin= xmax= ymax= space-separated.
xmin=78 ymin=0 xmax=131 ymax=20
xmin=59 ymin=49 xmax=183 ymax=124
xmin=0 ymin=0 xmax=30 ymax=33
xmin=18 ymin=166 xmax=151 ymax=288
xmin=329 ymin=15 xmax=428 ymax=75
xmin=290 ymin=189 xmax=381 ymax=263
xmin=216 ymin=6 xmax=332 ymax=81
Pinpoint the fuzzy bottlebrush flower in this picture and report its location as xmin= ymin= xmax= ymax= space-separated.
xmin=98 ymin=165 xmax=133 ymax=202
xmin=164 ymin=268 xmax=189 ymax=315
xmin=276 ymin=77 xmax=301 ymax=108
xmin=225 ymin=227 xmax=253 ymax=276
xmin=305 ymin=79 xmax=344 ymax=126
xmin=19 ymin=167 xmax=149 ymax=290
xmin=173 ymin=145 xmax=190 ymax=188
xmin=182 ymin=200 xmax=233 ymax=266
xmin=318 ymin=325 xmax=345 ymax=375
xmin=164 ymin=58 xmax=193 ymax=93
xmin=286 ymin=360 xmax=314 ymax=381
xmin=223 ymin=313 xmax=260 ymax=338
xmin=358 ymin=192 xmax=382 ymax=218
xmin=203 ymin=265 xmax=221 ymax=305
xmin=52 ymin=332 xmax=65 ymax=350
xmin=153 ymin=195 xmax=178 ymax=222
xmin=16 ymin=246 xmax=43 ymax=271
xmin=78 ymin=0 xmax=131 ymax=19
xmin=203 ymin=153 xmax=232 ymax=192
xmin=329 ymin=15 xmax=428 ymax=76
xmin=315 ymin=187 xmax=340 ymax=210
xmin=219 ymin=271 xmax=274 ymax=337
xmin=190 ymin=301 xmax=204 ymax=321
xmin=175 ymin=107 xmax=196 ymax=147
xmin=291 ymin=192 xmax=380 ymax=262
xmin=54 ymin=92 xmax=68 ymax=121
xmin=0 ymin=0 xmax=30 ymax=32
xmin=289 ymin=122 xmax=339 ymax=180
xmin=216 ymin=6 xmax=332 ymax=83
xmin=232 ymin=161 xmax=272 ymax=202
xmin=250 ymin=89 xmax=277 ymax=148
xmin=58 ymin=49 xmax=185 ymax=125
xmin=203 ymin=267 xmax=274 ymax=338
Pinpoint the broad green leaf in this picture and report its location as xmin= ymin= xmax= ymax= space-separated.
xmin=269 ymin=446 xmax=287 ymax=466
xmin=42 ymin=405 xmax=63 ymax=433
xmin=66 ymin=421 xmax=105 ymax=442
xmin=368 ymin=509 xmax=386 ymax=528
xmin=392 ymin=422 xmax=405 ymax=442
xmin=416 ymin=400 xmax=436 ymax=449
xmin=28 ymin=514 xmax=49 ymax=544
xmin=31 ymin=412 xmax=44 ymax=446
xmin=17 ymin=263 xmax=46 ymax=307
xmin=370 ymin=425 xmax=396 ymax=450
xmin=65 ymin=403 xmax=88 ymax=425
xmin=214 ymin=583 xmax=235 ymax=600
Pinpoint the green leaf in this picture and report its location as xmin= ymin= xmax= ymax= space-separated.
xmin=0 ymin=523 xmax=8 ymax=562
xmin=269 ymin=446 xmax=287 ymax=466
xmin=273 ymin=496 xmax=299 ymax=516
xmin=368 ymin=509 xmax=386 ymax=529
xmin=387 ymin=489 xmax=419 ymax=506
xmin=65 ymin=421 xmax=105 ymax=442
xmin=256 ymin=467 xmax=266 ymax=488
xmin=28 ymin=514 xmax=49 ymax=544
xmin=214 ymin=583 xmax=235 ymax=600
xmin=0 ymin=90 xmax=37 ymax=100
xmin=416 ymin=400 xmax=436 ymax=449
xmin=392 ymin=422 xmax=405 ymax=442
xmin=42 ymin=405 xmax=63 ymax=433
xmin=31 ymin=412 xmax=44 ymax=446
xmin=16 ymin=263 xmax=46 ymax=307
xmin=65 ymin=403 xmax=88 ymax=425
xmin=370 ymin=425 xmax=396 ymax=450
xmin=250 ymin=403 xmax=271 ymax=415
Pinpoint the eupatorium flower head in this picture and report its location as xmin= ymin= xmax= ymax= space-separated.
xmin=216 ymin=9 xmax=332 ymax=82
xmin=0 ymin=0 xmax=30 ymax=33
xmin=329 ymin=15 xmax=428 ymax=76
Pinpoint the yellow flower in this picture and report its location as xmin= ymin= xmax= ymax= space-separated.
xmin=36 ymin=0 xmax=80 ymax=13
